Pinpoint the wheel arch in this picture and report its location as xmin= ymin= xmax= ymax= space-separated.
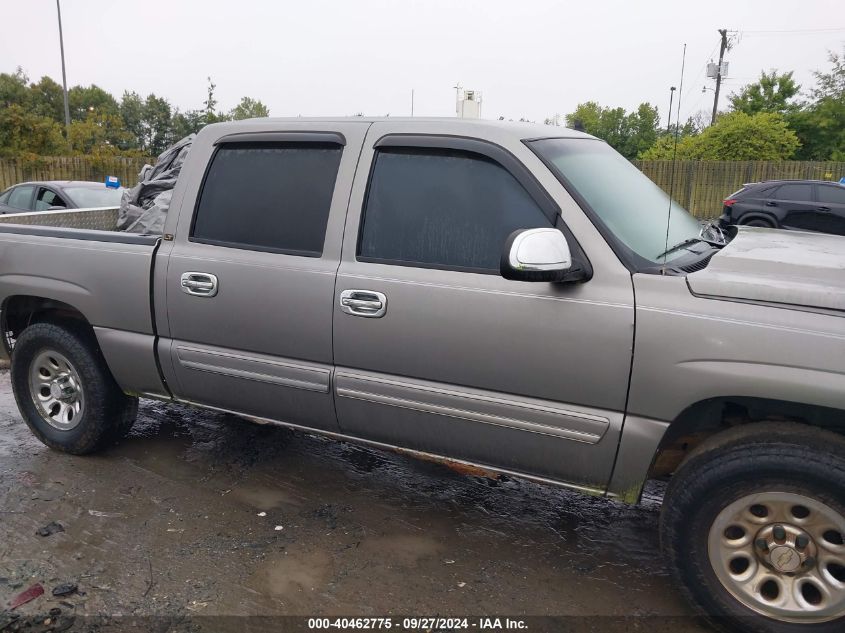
xmin=735 ymin=210 xmax=779 ymax=227
xmin=653 ymin=396 xmax=845 ymax=477
xmin=1 ymin=294 xmax=168 ymax=398
xmin=1 ymin=294 xmax=95 ymax=355
xmin=608 ymin=396 xmax=845 ymax=504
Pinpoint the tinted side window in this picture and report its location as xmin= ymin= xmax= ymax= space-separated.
xmin=8 ymin=185 xmax=35 ymax=210
xmin=358 ymin=149 xmax=552 ymax=272
xmin=775 ymin=184 xmax=812 ymax=201
xmin=192 ymin=142 xmax=342 ymax=256
xmin=817 ymin=185 xmax=845 ymax=205
xmin=35 ymin=188 xmax=68 ymax=211
xmin=0 ymin=189 xmax=10 ymax=204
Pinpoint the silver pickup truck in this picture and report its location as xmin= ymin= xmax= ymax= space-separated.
xmin=1 ymin=118 xmax=844 ymax=632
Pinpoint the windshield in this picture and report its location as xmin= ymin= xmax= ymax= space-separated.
xmin=529 ymin=138 xmax=704 ymax=264
xmin=63 ymin=186 xmax=124 ymax=208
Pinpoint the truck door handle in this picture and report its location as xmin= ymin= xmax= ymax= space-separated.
xmin=818 ymin=206 xmax=831 ymax=212
xmin=180 ymin=272 xmax=218 ymax=297
xmin=339 ymin=289 xmax=387 ymax=318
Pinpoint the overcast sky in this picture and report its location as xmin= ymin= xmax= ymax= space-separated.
xmin=1 ymin=0 xmax=843 ymax=126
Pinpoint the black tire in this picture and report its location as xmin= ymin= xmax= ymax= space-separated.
xmin=740 ymin=216 xmax=777 ymax=228
xmin=10 ymin=322 xmax=138 ymax=454
xmin=661 ymin=423 xmax=845 ymax=633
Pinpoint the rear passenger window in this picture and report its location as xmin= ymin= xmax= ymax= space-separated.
xmin=358 ymin=148 xmax=552 ymax=272
xmin=774 ymin=184 xmax=812 ymax=201
xmin=817 ymin=185 xmax=845 ymax=205
xmin=192 ymin=142 xmax=342 ymax=256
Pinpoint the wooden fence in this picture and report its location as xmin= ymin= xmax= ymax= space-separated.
xmin=633 ymin=160 xmax=845 ymax=218
xmin=0 ymin=156 xmax=151 ymax=191
xmin=2 ymin=156 xmax=844 ymax=221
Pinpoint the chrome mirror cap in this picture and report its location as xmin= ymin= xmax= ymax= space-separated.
xmin=501 ymin=228 xmax=575 ymax=282
xmin=508 ymin=228 xmax=572 ymax=272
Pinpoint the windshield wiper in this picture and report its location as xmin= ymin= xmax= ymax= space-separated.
xmin=655 ymin=238 xmax=703 ymax=260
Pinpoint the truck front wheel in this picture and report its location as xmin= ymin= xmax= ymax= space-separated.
xmin=10 ymin=322 xmax=138 ymax=454
xmin=661 ymin=422 xmax=845 ymax=633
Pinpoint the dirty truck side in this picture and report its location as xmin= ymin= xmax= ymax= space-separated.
xmin=1 ymin=118 xmax=844 ymax=633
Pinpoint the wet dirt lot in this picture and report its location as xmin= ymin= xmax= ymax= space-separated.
xmin=0 ymin=367 xmax=711 ymax=632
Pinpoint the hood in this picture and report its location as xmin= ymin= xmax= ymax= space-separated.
xmin=687 ymin=227 xmax=845 ymax=312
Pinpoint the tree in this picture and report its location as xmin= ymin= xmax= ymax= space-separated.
xmin=730 ymin=70 xmax=800 ymax=115
xmin=29 ymin=76 xmax=66 ymax=123
xmin=67 ymin=111 xmax=133 ymax=156
xmin=0 ymin=104 xmax=67 ymax=157
xmin=68 ymin=84 xmax=119 ymax=121
xmin=200 ymin=77 xmax=231 ymax=126
xmin=119 ymin=91 xmax=144 ymax=149
xmin=564 ymin=101 xmax=661 ymax=159
xmin=230 ymin=96 xmax=270 ymax=120
xmin=0 ymin=68 xmax=30 ymax=109
xmin=788 ymin=50 xmax=845 ymax=160
xmin=142 ymin=94 xmax=173 ymax=154
xmin=170 ymin=108 xmax=204 ymax=139
xmin=641 ymin=112 xmax=799 ymax=160
xmin=620 ymin=103 xmax=660 ymax=159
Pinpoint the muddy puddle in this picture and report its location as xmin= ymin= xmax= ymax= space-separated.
xmin=0 ymin=371 xmax=709 ymax=631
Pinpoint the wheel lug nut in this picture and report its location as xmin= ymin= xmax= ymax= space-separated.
xmin=796 ymin=535 xmax=810 ymax=549
xmin=773 ymin=525 xmax=786 ymax=541
xmin=755 ymin=538 xmax=769 ymax=550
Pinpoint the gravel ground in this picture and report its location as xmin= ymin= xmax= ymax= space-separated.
xmin=0 ymin=366 xmax=711 ymax=632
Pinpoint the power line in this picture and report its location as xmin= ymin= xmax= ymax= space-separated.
xmin=740 ymin=27 xmax=845 ymax=34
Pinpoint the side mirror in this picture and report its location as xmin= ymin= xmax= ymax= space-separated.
xmin=501 ymin=228 xmax=575 ymax=282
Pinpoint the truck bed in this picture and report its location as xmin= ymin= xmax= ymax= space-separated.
xmin=0 ymin=206 xmax=121 ymax=231
xmin=0 ymin=206 xmax=164 ymax=396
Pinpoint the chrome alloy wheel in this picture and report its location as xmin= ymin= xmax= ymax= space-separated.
xmin=28 ymin=350 xmax=85 ymax=431
xmin=708 ymin=491 xmax=845 ymax=623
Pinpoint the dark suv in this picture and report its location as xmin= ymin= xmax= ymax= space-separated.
xmin=719 ymin=179 xmax=845 ymax=236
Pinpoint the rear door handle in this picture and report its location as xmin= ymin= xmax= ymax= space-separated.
xmin=765 ymin=201 xmax=778 ymax=207
xmin=339 ymin=289 xmax=387 ymax=318
xmin=818 ymin=206 xmax=831 ymax=212
xmin=180 ymin=272 xmax=218 ymax=297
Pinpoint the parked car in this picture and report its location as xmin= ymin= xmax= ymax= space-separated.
xmin=0 ymin=180 xmax=124 ymax=214
xmin=0 ymin=119 xmax=844 ymax=633
xmin=720 ymin=179 xmax=845 ymax=235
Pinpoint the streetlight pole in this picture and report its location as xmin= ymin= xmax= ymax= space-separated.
xmin=56 ymin=0 xmax=71 ymax=135
xmin=666 ymin=86 xmax=676 ymax=133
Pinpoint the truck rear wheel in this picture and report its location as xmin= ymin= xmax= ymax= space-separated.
xmin=661 ymin=423 xmax=845 ymax=633
xmin=10 ymin=322 xmax=138 ymax=454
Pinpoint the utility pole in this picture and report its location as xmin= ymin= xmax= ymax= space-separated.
xmin=711 ymin=29 xmax=728 ymax=126
xmin=667 ymin=86 xmax=676 ymax=133
xmin=56 ymin=0 xmax=71 ymax=135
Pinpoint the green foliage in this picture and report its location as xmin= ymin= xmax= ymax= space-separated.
xmin=0 ymin=68 xmax=271 ymax=159
xmin=29 ymin=76 xmax=66 ymax=122
xmin=142 ymin=94 xmax=173 ymax=155
xmin=563 ymin=101 xmax=661 ymax=159
xmin=0 ymin=104 xmax=67 ymax=157
xmin=68 ymin=84 xmax=119 ymax=121
xmin=788 ymin=50 xmax=845 ymax=160
xmin=230 ymin=96 xmax=270 ymax=120
xmin=0 ymin=68 xmax=30 ymax=108
xmin=729 ymin=70 xmax=800 ymax=115
xmin=642 ymin=112 xmax=799 ymax=160
xmin=68 ymin=111 xmax=134 ymax=156
xmin=119 ymin=91 xmax=145 ymax=149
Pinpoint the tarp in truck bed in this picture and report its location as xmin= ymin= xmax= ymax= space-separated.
xmin=117 ymin=134 xmax=194 ymax=234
